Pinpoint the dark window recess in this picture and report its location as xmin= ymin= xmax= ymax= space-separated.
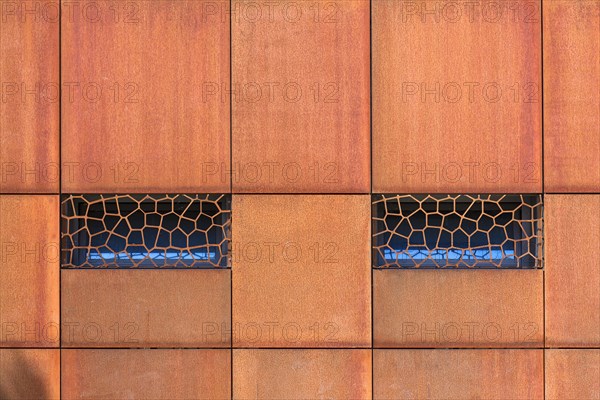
xmin=61 ymin=194 xmax=230 ymax=268
xmin=372 ymin=195 xmax=543 ymax=269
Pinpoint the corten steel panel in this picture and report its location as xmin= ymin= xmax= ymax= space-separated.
xmin=233 ymin=349 xmax=371 ymax=399
xmin=61 ymin=270 xmax=230 ymax=347
xmin=372 ymin=0 xmax=542 ymax=193
xmin=62 ymin=349 xmax=231 ymax=399
xmin=232 ymin=0 xmax=370 ymax=193
xmin=373 ymin=349 xmax=544 ymax=400
xmin=0 ymin=349 xmax=60 ymax=399
xmin=232 ymin=195 xmax=371 ymax=347
xmin=545 ymin=349 xmax=600 ymax=400
xmin=0 ymin=196 xmax=59 ymax=347
xmin=373 ymin=270 xmax=543 ymax=348
xmin=61 ymin=0 xmax=230 ymax=193
xmin=544 ymin=1 xmax=600 ymax=192
xmin=545 ymin=195 xmax=600 ymax=346
xmin=0 ymin=1 xmax=59 ymax=193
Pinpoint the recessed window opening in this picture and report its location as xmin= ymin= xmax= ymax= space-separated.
xmin=61 ymin=194 xmax=230 ymax=268
xmin=372 ymin=194 xmax=543 ymax=269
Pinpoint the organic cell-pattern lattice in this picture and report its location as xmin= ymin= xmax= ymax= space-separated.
xmin=62 ymin=194 xmax=230 ymax=268
xmin=373 ymin=194 xmax=543 ymax=269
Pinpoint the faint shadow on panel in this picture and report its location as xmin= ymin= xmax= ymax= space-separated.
xmin=0 ymin=352 xmax=49 ymax=400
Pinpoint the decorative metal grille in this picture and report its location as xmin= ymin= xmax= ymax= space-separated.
xmin=61 ymin=194 xmax=230 ymax=268
xmin=373 ymin=194 xmax=543 ymax=269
